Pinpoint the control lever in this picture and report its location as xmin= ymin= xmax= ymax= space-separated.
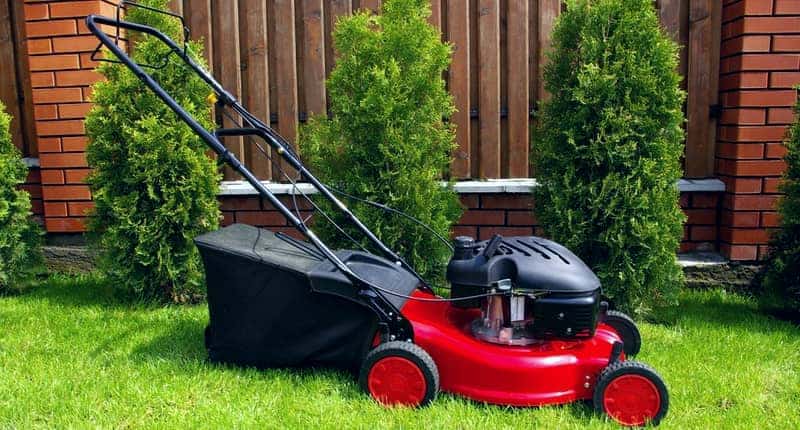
xmin=482 ymin=234 xmax=503 ymax=259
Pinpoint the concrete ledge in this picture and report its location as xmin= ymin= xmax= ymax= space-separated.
xmin=23 ymin=157 xmax=39 ymax=168
xmin=219 ymin=178 xmax=726 ymax=196
xmin=43 ymin=246 xmax=95 ymax=273
xmin=679 ymin=252 xmax=761 ymax=291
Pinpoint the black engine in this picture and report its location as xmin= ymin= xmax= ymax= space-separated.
xmin=447 ymin=234 xmax=602 ymax=343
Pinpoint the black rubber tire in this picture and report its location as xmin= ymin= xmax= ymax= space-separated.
xmin=204 ymin=325 xmax=211 ymax=349
xmin=594 ymin=360 xmax=669 ymax=427
xmin=359 ymin=341 xmax=439 ymax=407
xmin=604 ymin=310 xmax=641 ymax=356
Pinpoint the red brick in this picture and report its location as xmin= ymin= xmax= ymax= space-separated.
xmin=765 ymin=142 xmax=789 ymax=159
xmin=722 ymin=177 xmax=762 ymax=193
xmin=767 ymin=108 xmax=796 ymax=124
xmin=722 ymin=210 xmax=760 ymax=228
xmin=685 ymin=209 xmax=717 ymax=225
xmin=451 ymin=225 xmax=477 ymax=239
xmin=221 ymin=212 xmax=234 ymax=226
xmin=724 ymin=194 xmax=779 ymax=210
xmin=39 ymin=153 xmax=88 ymax=168
xmin=30 ymin=72 xmax=55 ymax=88
xmin=36 ymin=119 xmax=85 ymax=136
xmin=68 ymin=201 xmax=95 ymax=216
xmin=717 ymin=143 xmax=765 ymax=159
xmin=775 ymin=0 xmax=800 ymax=14
xmin=481 ymin=195 xmax=533 ymax=210
xmin=720 ymin=227 xmax=771 ymax=243
xmin=58 ymin=103 xmax=92 ymax=119
xmin=719 ymin=108 xmax=766 ymax=125
xmin=507 ymin=211 xmax=537 ymax=226
xmin=30 ymin=200 xmax=44 ymax=216
xmin=723 ymin=90 xmax=798 ymax=107
xmin=758 ymin=245 xmax=772 ymax=260
xmin=460 ymin=194 xmax=479 ymax=209
xmin=37 ymin=137 xmax=61 ymax=153
xmin=722 ymin=244 xmax=758 ymax=261
xmin=64 ymin=169 xmax=90 ymax=184
xmin=719 ymin=125 xmax=790 ymax=142
xmin=44 ymin=202 xmax=68 ymax=217
xmin=459 ymin=210 xmax=505 ymax=225
xmin=26 ymin=20 xmax=77 ymax=38
xmin=52 ymin=35 xmax=105 ymax=53
xmin=679 ymin=193 xmax=690 ymax=208
xmin=26 ymin=169 xmax=41 ymax=184
xmin=235 ymin=211 xmax=287 ymax=226
xmin=478 ymin=227 xmax=534 ymax=240
xmin=770 ymin=72 xmax=800 ymax=88
xmin=62 ymin=136 xmax=88 ymax=152
xmin=40 ymin=170 xmax=65 ymax=185
xmin=34 ymin=105 xmax=58 ymax=120
xmin=680 ymin=242 xmax=698 ymax=253
xmin=50 ymin=1 xmax=106 ymax=18
xmin=722 ymin=0 xmax=773 ymax=22
xmin=220 ymin=197 xmax=261 ymax=211
xmin=45 ymin=217 xmax=86 ymax=233
xmin=691 ymin=193 xmax=719 ymax=209
xmin=79 ymin=53 xmax=101 ymax=69
xmin=20 ymin=184 xmax=42 ymax=199
xmin=28 ymin=54 xmax=80 ymax=72
xmin=27 ymin=39 xmax=52 ymax=55
xmin=690 ymin=226 xmax=717 ymax=241
xmin=773 ymin=36 xmax=800 ymax=52
xmin=761 ymin=212 xmax=781 ymax=228
xmin=42 ymin=185 xmax=92 ymax=200
xmin=721 ymin=36 xmax=771 ymax=57
xmin=274 ymin=196 xmax=314 ymax=211
xmin=682 ymin=225 xmax=689 ymax=241
xmin=721 ymin=54 xmax=800 ymax=73
xmin=719 ymin=72 xmax=769 ymax=91
xmin=55 ymin=70 xmax=101 ymax=86
xmin=32 ymin=87 xmax=83 ymax=104
xmin=763 ymin=177 xmax=783 ymax=193
xmin=81 ymin=86 xmax=93 ymax=101
xmin=721 ymin=159 xmax=787 ymax=176
xmin=742 ymin=17 xmax=800 ymax=34
xmin=24 ymin=3 xmax=49 ymax=20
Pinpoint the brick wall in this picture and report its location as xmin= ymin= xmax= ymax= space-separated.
xmin=219 ymin=192 xmax=720 ymax=251
xmin=717 ymin=0 xmax=799 ymax=260
xmin=23 ymin=0 xmax=115 ymax=233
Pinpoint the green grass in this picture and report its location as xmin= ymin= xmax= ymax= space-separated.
xmin=1 ymin=275 xmax=798 ymax=429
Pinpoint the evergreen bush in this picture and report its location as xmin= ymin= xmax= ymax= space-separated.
xmin=533 ymin=0 xmax=686 ymax=316
xmin=85 ymin=0 xmax=219 ymax=303
xmin=0 ymin=101 xmax=42 ymax=292
xmin=760 ymin=90 xmax=800 ymax=316
xmin=301 ymin=0 xmax=461 ymax=284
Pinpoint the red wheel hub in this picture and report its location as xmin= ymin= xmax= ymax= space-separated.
xmin=367 ymin=357 xmax=427 ymax=406
xmin=602 ymin=374 xmax=661 ymax=426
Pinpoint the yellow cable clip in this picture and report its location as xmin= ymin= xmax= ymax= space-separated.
xmin=207 ymin=92 xmax=218 ymax=105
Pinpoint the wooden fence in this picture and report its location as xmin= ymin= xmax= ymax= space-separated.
xmin=0 ymin=0 xmax=36 ymax=156
xmin=166 ymin=0 xmax=720 ymax=180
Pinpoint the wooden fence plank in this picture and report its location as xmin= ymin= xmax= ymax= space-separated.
xmin=658 ymin=0 xmax=689 ymax=83
xmin=213 ymin=1 xmax=243 ymax=180
xmin=428 ymin=0 xmax=441 ymax=29
xmin=240 ymin=0 xmax=272 ymax=180
xmin=0 ymin=0 xmax=26 ymax=153
xmin=274 ymin=0 xmax=300 ymax=178
xmin=478 ymin=0 xmax=500 ymax=178
xmin=168 ymin=0 xmax=183 ymax=16
xmin=185 ymin=0 xmax=213 ymax=69
xmin=507 ymin=0 xmax=529 ymax=178
xmin=302 ymin=0 xmax=327 ymax=117
xmin=361 ymin=0 xmax=382 ymax=14
xmin=537 ymin=0 xmax=559 ymax=102
xmin=685 ymin=0 xmax=713 ymax=177
xmin=327 ymin=0 xmax=352 ymax=78
xmin=448 ymin=0 xmax=470 ymax=178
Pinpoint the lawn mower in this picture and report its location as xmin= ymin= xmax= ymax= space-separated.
xmin=87 ymin=5 xmax=669 ymax=426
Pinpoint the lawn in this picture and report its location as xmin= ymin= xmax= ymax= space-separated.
xmin=1 ymin=275 xmax=798 ymax=429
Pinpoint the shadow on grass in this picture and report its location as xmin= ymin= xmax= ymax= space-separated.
xmin=650 ymin=289 xmax=800 ymax=339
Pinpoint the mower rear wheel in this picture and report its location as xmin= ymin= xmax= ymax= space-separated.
xmin=594 ymin=360 xmax=669 ymax=427
xmin=359 ymin=341 xmax=439 ymax=407
xmin=604 ymin=310 xmax=641 ymax=356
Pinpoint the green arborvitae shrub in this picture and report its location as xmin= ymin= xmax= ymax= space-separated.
xmin=0 ymin=101 xmax=42 ymax=292
xmin=301 ymin=0 xmax=462 ymax=284
xmin=760 ymin=90 xmax=800 ymax=316
xmin=534 ymin=0 xmax=686 ymax=316
xmin=85 ymin=0 xmax=219 ymax=303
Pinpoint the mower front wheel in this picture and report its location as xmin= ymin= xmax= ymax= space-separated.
xmin=594 ymin=360 xmax=669 ymax=427
xmin=359 ymin=341 xmax=439 ymax=407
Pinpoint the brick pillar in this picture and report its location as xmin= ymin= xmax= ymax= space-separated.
xmin=716 ymin=0 xmax=800 ymax=261
xmin=23 ymin=0 xmax=115 ymax=233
